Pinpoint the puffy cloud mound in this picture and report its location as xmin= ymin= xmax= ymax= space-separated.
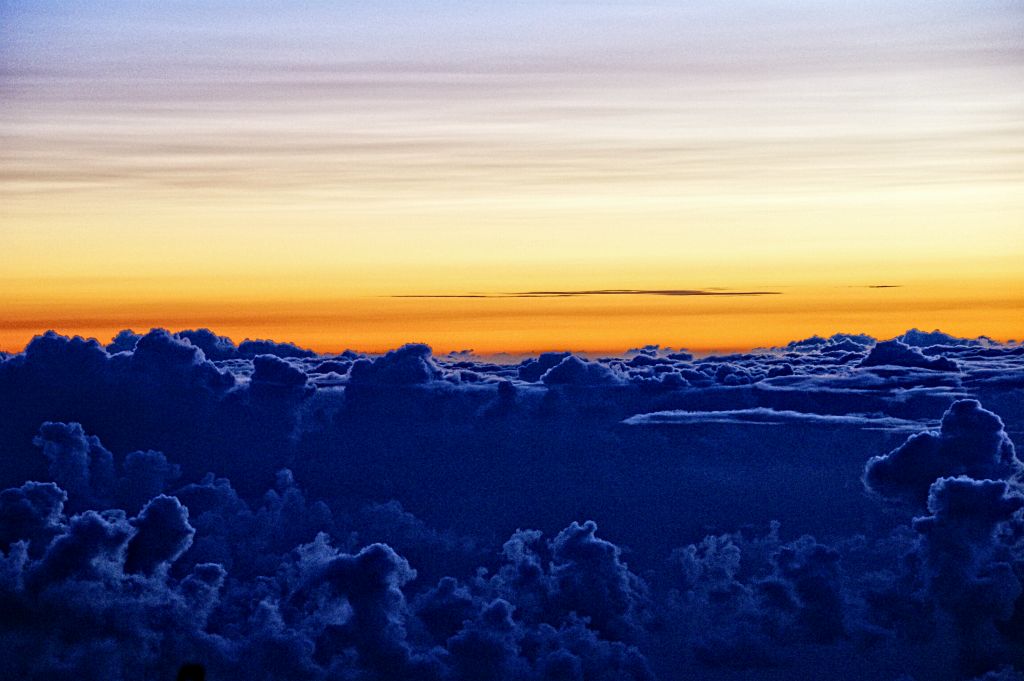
xmin=760 ymin=536 xmax=845 ymax=644
xmin=0 ymin=477 xmax=658 ymax=680
xmin=119 ymin=449 xmax=181 ymax=514
xmin=666 ymin=524 xmax=847 ymax=669
xmin=348 ymin=343 xmax=443 ymax=385
xmin=541 ymin=356 xmax=625 ymax=386
xmin=899 ymin=328 xmax=979 ymax=348
xmin=864 ymin=400 xmax=1021 ymax=508
xmin=860 ymin=340 xmax=959 ymax=371
xmin=133 ymin=328 xmax=207 ymax=369
xmin=34 ymin=421 xmax=115 ymax=512
xmin=0 ymin=495 xmax=227 ymax=680
xmin=106 ymin=329 xmax=141 ymax=354
xmin=251 ymin=354 xmax=308 ymax=387
xmin=0 ymin=481 xmax=66 ymax=556
xmin=549 ymin=520 xmax=648 ymax=640
xmin=912 ymin=477 xmax=1024 ymax=675
xmin=237 ymin=338 xmax=316 ymax=359
xmin=123 ymin=331 xmax=237 ymax=406
xmin=519 ymin=352 xmax=571 ymax=382
xmin=288 ymin=538 xmax=423 ymax=676
xmin=0 ymin=416 xmax=660 ymax=680
xmin=124 ymin=495 xmax=195 ymax=575
xmin=176 ymin=328 xmax=238 ymax=361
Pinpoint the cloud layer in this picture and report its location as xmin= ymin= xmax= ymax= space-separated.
xmin=1 ymin=327 xmax=1024 ymax=679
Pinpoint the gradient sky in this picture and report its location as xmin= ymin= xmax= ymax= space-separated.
xmin=1 ymin=0 xmax=1022 ymax=353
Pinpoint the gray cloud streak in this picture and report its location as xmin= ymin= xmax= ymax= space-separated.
xmin=391 ymin=289 xmax=781 ymax=299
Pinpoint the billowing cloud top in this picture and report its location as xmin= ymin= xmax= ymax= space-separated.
xmin=1 ymin=327 xmax=1024 ymax=679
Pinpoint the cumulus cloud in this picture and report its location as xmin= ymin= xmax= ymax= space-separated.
xmin=860 ymin=339 xmax=959 ymax=372
xmin=348 ymin=343 xmax=444 ymax=385
xmin=124 ymin=495 xmax=195 ymax=575
xmin=664 ymin=523 xmax=849 ymax=669
xmin=898 ymin=328 xmax=981 ymax=349
xmin=911 ymin=477 xmax=1024 ymax=675
xmin=250 ymin=354 xmax=309 ymax=388
xmin=0 ymin=328 xmax=1022 ymax=679
xmin=0 ymin=481 xmax=66 ymax=556
xmin=864 ymin=399 xmax=1022 ymax=509
xmin=541 ymin=355 xmax=626 ymax=387
xmin=176 ymin=328 xmax=238 ymax=361
xmin=33 ymin=421 xmax=115 ymax=511
xmin=0 ymin=467 xmax=656 ymax=680
xmin=548 ymin=520 xmax=649 ymax=641
xmin=518 ymin=351 xmax=571 ymax=382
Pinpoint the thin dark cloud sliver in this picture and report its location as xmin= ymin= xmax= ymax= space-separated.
xmin=391 ymin=288 xmax=782 ymax=298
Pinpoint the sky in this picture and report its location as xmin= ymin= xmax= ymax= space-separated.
xmin=1 ymin=0 xmax=1022 ymax=353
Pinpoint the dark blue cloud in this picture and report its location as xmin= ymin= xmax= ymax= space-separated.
xmin=348 ymin=343 xmax=444 ymax=385
xmin=898 ymin=328 xmax=982 ymax=349
xmin=176 ymin=328 xmax=238 ymax=361
xmin=911 ymin=476 xmax=1024 ymax=675
xmin=107 ymin=328 xmax=142 ymax=354
xmin=860 ymin=339 xmax=960 ymax=372
xmin=541 ymin=356 xmax=626 ymax=387
xmin=548 ymin=520 xmax=648 ymax=641
xmin=0 ymin=328 xmax=1022 ymax=679
xmin=34 ymin=421 xmax=115 ymax=512
xmin=0 ymin=481 xmax=65 ymax=556
xmin=124 ymin=495 xmax=195 ymax=575
xmin=250 ymin=354 xmax=309 ymax=388
xmin=864 ymin=399 xmax=1021 ymax=509
xmin=237 ymin=338 xmax=317 ymax=359
xmin=518 ymin=351 xmax=571 ymax=382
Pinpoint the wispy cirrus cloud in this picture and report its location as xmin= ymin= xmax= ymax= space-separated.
xmin=623 ymin=408 xmax=936 ymax=431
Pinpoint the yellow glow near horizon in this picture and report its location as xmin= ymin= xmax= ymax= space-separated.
xmin=2 ymin=271 xmax=1022 ymax=354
